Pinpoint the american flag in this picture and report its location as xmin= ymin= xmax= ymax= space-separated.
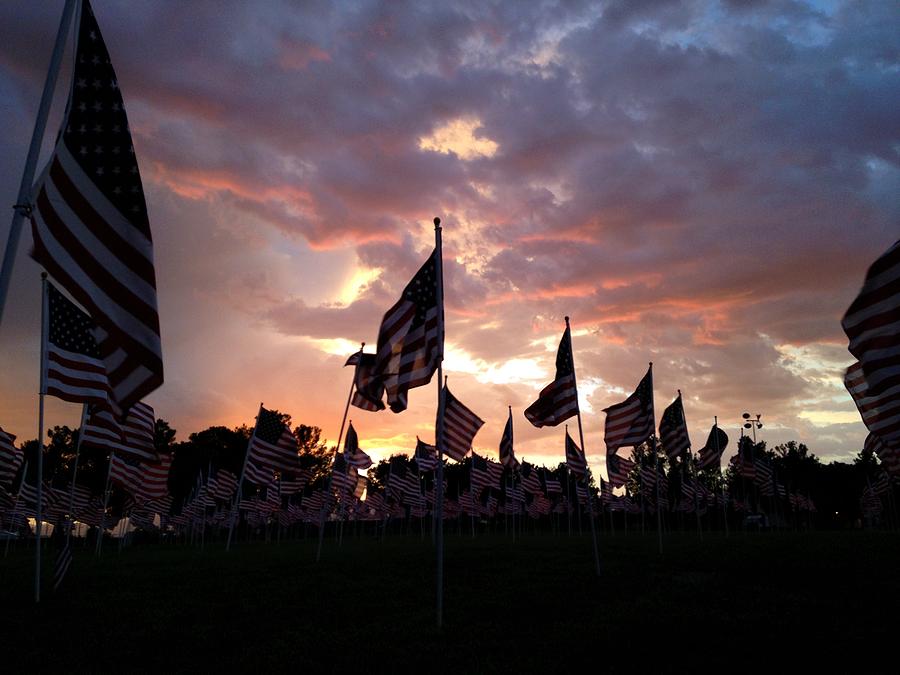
xmin=439 ymin=385 xmax=484 ymax=462
xmin=0 ymin=427 xmax=22 ymax=488
xmin=737 ymin=438 xmax=756 ymax=479
xmin=842 ymin=239 xmax=900 ymax=399
xmin=864 ymin=432 xmax=900 ymax=477
xmin=43 ymin=282 xmax=111 ymax=406
xmin=109 ymin=453 xmax=142 ymax=495
xmin=366 ymin=249 xmax=441 ymax=413
xmin=845 ymin=362 xmax=900 ymax=459
xmin=139 ymin=453 xmax=172 ymax=500
xmin=414 ymin=437 xmax=439 ymax=471
xmin=540 ymin=468 xmax=562 ymax=494
xmin=659 ymin=393 xmax=690 ymax=460
xmin=80 ymin=400 xmax=156 ymax=461
xmin=524 ymin=324 xmax=578 ymax=428
xmin=345 ymin=352 xmax=385 ymax=412
xmin=244 ymin=459 xmax=275 ymax=486
xmin=470 ymin=453 xmax=492 ymax=492
xmin=565 ymin=430 xmax=587 ymax=478
xmin=606 ymin=452 xmax=634 ymax=489
xmin=602 ymin=366 xmax=655 ymax=453
xmin=697 ymin=423 xmax=729 ymax=470
xmin=343 ymin=422 xmax=372 ymax=469
xmin=520 ymin=462 xmax=542 ymax=495
xmin=330 ymin=452 xmax=358 ymax=492
xmin=29 ymin=1 xmax=163 ymax=415
xmin=499 ymin=407 xmax=518 ymax=469
xmin=209 ymin=469 xmax=238 ymax=499
xmin=247 ymin=406 xmax=300 ymax=473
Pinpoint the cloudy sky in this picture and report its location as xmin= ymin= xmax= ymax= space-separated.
xmin=0 ymin=0 xmax=896 ymax=474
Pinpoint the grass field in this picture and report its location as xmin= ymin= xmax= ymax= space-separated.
xmin=2 ymin=529 xmax=898 ymax=673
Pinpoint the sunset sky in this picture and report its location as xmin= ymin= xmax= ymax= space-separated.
xmin=0 ymin=0 xmax=896 ymax=475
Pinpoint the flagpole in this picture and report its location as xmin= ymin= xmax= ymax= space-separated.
xmin=226 ymin=403 xmax=263 ymax=552
xmin=0 ymin=0 xmax=78 ymax=326
xmin=35 ymin=273 xmax=50 ymax=602
xmin=714 ymin=416 xmax=728 ymax=537
xmin=95 ymin=450 xmax=114 ymax=556
xmin=647 ymin=363 xmax=663 ymax=555
xmin=678 ymin=390 xmax=702 ymax=541
xmin=64 ymin=403 xmax=89 ymax=549
xmin=433 ymin=217 xmax=446 ymax=629
xmin=566 ymin=316 xmax=601 ymax=577
xmin=4 ymin=459 xmax=28 ymax=558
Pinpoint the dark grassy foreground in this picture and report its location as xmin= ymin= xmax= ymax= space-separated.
xmin=2 ymin=530 xmax=899 ymax=673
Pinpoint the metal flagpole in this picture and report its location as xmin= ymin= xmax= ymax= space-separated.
xmin=678 ymin=390 xmax=702 ymax=541
xmin=714 ymin=416 xmax=728 ymax=537
xmin=0 ymin=0 xmax=78 ymax=326
xmin=64 ymin=404 xmax=89 ymax=548
xmin=566 ymin=316 xmax=601 ymax=577
xmin=433 ymin=217 xmax=446 ymax=629
xmin=4 ymin=459 xmax=28 ymax=558
xmin=226 ymin=403 xmax=263 ymax=552
xmin=316 ymin=343 xmax=363 ymax=561
xmin=95 ymin=451 xmax=115 ymax=557
xmin=35 ymin=273 xmax=50 ymax=602
xmin=647 ymin=363 xmax=663 ymax=555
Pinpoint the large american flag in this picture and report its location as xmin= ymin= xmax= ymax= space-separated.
xmin=864 ymin=432 xmax=900 ymax=477
xmin=80 ymin=400 xmax=157 ymax=461
xmin=109 ymin=453 xmax=143 ymax=495
xmin=29 ymin=1 xmax=163 ymax=416
xmin=0 ymin=427 xmax=21 ymax=489
xmin=524 ymin=324 xmax=578 ymax=428
xmin=697 ymin=423 xmax=729 ymax=470
xmin=43 ymin=282 xmax=111 ymax=406
xmin=659 ymin=393 xmax=690 ymax=460
xmin=602 ymin=366 xmax=654 ymax=453
xmin=845 ymin=362 xmax=900 ymax=458
xmin=439 ymin=385 xmax=484 ymax=462
xmin=247 ymin=406 xmax=300 ymax=473
xmin=565 ymin=430 xmax=587 ymax=478
xmin=366 ymin=249 xmax=442 ymax=413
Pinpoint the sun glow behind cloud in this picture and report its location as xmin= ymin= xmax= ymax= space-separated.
xmin=418 ymin=117 xmax=499 ymax=160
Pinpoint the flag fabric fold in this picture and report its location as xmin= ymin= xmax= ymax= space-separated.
xmin=29 ymin=0 xmax=163 ymax=415
xmin=524 ymin=325 xmax=578 ymax=428
xmin=602 ymin=366 xmax=654 ymax=453
xmin=365 ymin=250 xmax=441 ymax=413
xmin=697 ymin=424 xmax=729 ymax=470
xmin=345 ymin=352 xmax=385 ymax=412
xmin=659 ymin=394 xmax=690 ymax=460
xmin=439 ymin=385 xmax=484 ymax=462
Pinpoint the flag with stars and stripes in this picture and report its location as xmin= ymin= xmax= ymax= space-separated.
xmin=0 ymin=427 xmax=22 ymax=489
xmin=565 ymin=429 xmax=587 ymax=479
xmin=364 ymin=250 xmax=442 ymax=413
xmin=345 ymin=352 xmax=385 ymax=412
xmin=43 ymin=282 xmax=111 ymax=406
xmin=80 ymin=400 xmax=157 ymax=461
xmin=659 ymin=393 xmax=690 ymax=460
xmin=697 ymin=423 xmax=729 ymax=470
xmin=343 ymin=422 xmax=372 ymax=469
xmin=498 ymin=407 xmax=518 ymax=469
xmin=246 ymin=406 xmax=300 ymax=473
xmin=524 ymin=324 xmax=578 ymax=428
xmin=414 ymin=437 xmax=439 ymax=471
xmin=606 ymin=452 xmax=634 ymax=489
xmin=602 ymin=366 xmax=654 ymax=453
xmin=439 ymin=385 xmax=484 ymax=462
xmin=30 ymin=0 xmax=163 ymax=416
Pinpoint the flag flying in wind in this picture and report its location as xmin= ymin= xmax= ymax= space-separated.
xmin=524 ymin=324 xmax=578 ymax=428
xmin=366 ymin=250 xmax=442 ymax=413
xmin=842 ymin=240 xmax=900 ymax=455
xmin=439 ymin=385 xmax=484 ymax=462
xmin=414 ymin=437 xmax=439 ymax=471
xmin=345 ymin=352 xmax=385 ymax=412
xmin=29 ymin=0 xmax=163 ymax=415
xmin=499 ymin=407 xmax=518 ymax=469
xmin=659 ymin=393 xmax=690 ymax=460
xmin=343 ymin=422 xmax=372 ymax=469
xmin=43 ymin=282 xmax=111 ymax=406
xmin=842 ymin=239 xmax=900 ymax=399
xmin=247 ymin=406 xmax=300 ymax=473
xmin=606 ymin=452 xmax=634 ymax=488
xmin=80 ymin=400 xmax=156 ymax=461
xmin=565 ymin=429 xmax=587 ymax=479
xmin=602 ymin=366 xmax=654 ymax=453
xmin=0 ymin=427 xmax=22 ymax=489
xmin=697 ymin=423 xmax=729 ymax=470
